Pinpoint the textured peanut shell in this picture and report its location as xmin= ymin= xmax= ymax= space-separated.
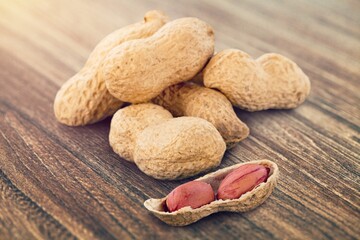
xmin=190 ymin=51 xmax=217 ymax=86
xmin=109 ymin=103 xmax=172 ymax=162
xmin=203 ymin=49 xmax=311 ymax=111
xmin=54 ymin=10 xmax=168 ymax=126
xmin=153 ymin=82 xmax=249 ymax=148
xmin=144 ymin=159 xmax=279 ymax=226
xmin=101 ymin=17 xmax=215 ymax=103
xmin=134 ymin=117 xmax=226 ymax=180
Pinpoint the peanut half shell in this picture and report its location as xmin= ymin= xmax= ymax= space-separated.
xmin=144 ymin=159 xmax=279 ymax=226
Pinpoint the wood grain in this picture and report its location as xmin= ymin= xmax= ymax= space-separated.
xmin=0 ymin=0 xmax=359 ymax=239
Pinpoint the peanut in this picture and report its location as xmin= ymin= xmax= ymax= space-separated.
xmin=54 ymin=10 xmax=168 ymax=126
xmin=203 ymin=49 xmax=311 ymax=111
xmin=109 ymin=103 xmax=172 ymax=162
xmin=101 ymin=17 xmax=214 ymax=103
xmin=217 ymin=164 xmax=269 ymax=200
xmin=109 ymin=104 xmax=226 ymax=180
xmin=134 ymin=117 xmax=226 ymax=180
xmin=153 ymin=82 xmax=249 ymax=148
xmin=166 ymin=181 xmax=215 ymax=212
xmin=144 ymin=160 xmax=279 ymax=226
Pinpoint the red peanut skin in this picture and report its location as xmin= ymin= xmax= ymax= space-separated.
xmin=217 ymin=164 xmax=269 ymax=200
xmin=166 ymin=181 xmax=215 ymax=212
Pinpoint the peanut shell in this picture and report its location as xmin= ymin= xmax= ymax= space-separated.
xmin=153 ymin=82 xmax=249 ymax=148
xmin=54 ymin=10 xmax=168 ymax=126
xmin=203 ymin=49 xmax=311 ymax=111
xmin=134 ymin=117 xmax=226 ymax=180
xmin=109 ymin=103 xmax=172 ymax=162
xmin=144 ymin=159 xmax=279 ymax=226
xmin=101 ymin=17 xmax=215 ymax=103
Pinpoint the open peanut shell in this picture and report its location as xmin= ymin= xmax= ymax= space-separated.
xmin=144 ymin=159 xmax=279 ymax=226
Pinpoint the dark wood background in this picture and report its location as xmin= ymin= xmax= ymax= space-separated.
xmin=0 ymin=0 xmax=359 ymax=239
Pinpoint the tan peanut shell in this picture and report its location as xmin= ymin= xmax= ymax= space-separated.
xmin=134 ymin=117 xmax=226 ymax=180
xmin=190 ymin=51 xmax=217 ymax=86
xmin=101 ymin=17 xmax=215 ymax=103
xmin=144 ymin=159 xmax=279 ymax=226
xmin=54 ymin=10 xmax=168 ymax=126
xmin=109 ymin=103 xmax=173 ymax=162
xmin=203 ymin=49 xmax=311 ymax=111
xmin=153 ymin=82 xmax=249 ymax=148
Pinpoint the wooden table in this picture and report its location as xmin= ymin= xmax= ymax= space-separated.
xmin=1 ymin=0 xmax=359 ymax=239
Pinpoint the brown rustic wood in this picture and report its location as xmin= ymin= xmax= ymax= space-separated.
xmin=0 ymin=0 xmax=359 ymax=239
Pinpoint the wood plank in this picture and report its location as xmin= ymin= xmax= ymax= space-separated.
xmin=0 ymin=0 xmax=359 ymax=239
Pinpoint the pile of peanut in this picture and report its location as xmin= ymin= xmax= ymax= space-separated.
xmin=54 ymin=10 xmax=309 ymax=225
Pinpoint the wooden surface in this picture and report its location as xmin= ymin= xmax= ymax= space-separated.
xmin=0 ymin=0 xmax=359 ymax=239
